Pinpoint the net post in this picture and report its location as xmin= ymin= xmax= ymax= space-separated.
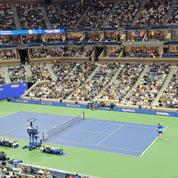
xmin=82 ymin=111 xmax=85 ymax=119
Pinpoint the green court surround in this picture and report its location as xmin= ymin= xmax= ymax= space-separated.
xmin=0 ymin=101 xmax=178 ymax=178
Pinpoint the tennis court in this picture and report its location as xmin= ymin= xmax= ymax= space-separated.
xmin=0 ymin=111 xmax=163 ymax=157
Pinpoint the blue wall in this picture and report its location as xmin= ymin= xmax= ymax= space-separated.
xmin=0 ymin=83 xmax=28 ymax=100
xmin=10 ymin=98 xmax=178 ymax=117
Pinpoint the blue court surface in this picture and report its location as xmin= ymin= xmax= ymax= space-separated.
xmin=0 ymin=111 xmax=163 ymax=157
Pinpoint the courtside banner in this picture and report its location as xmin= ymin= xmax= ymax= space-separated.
xmin=10 ymin=98 xmax=178 ymax=117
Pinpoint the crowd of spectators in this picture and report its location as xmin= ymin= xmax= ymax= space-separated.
xmin=17 ymin=4 xmax=46 ymax=30
xmin=158 ymin=68 xmax=178 ymax=108
xmin=22 ymin=35 xmax=42 ymax=44
xmin=100 ymin=64 xmax=144 ymax=101
xmin=75 ymin=46 xmax=94 ymax=57
xmin=30 ymin=64 xmax=52 ymax=82
xmin=83 ymin=32 xmax=102 ymax=42
xmin=0 ymin=151 xmax=87 ymax=178
xmin=46 ymin=2 xmax=86 ymax=29
xmin=5 ymin=62 xmax=177 ymax=110
xmin=0 ymin=155 xmax=54 ymax=177
xmin=105 ymin=0 xmax=140 ymax=27
xmin=0 ymin=50 xmax=17 ymax=60
xmin=107 ymin=48 xmax=122 ymax=58
xmin=1 ymin=1 xmax=178 ymax=31
xmin=0 ymin=36 xmax=21 ymax=46
xmin=8 ymin=65 xmax=28 ymax=83
xmin=27 ymin=62 xmax=96 ymax=99
xmin=124 ymin=47 xmax=160 ymax=58
xmin=135 ymin=0 xmax=171 ymax=26
xmin=30 ymin=46 xmax=94 ymax=59
xmin=0 ymin=4 xmax=15 ymax=30
xmin=30 ymin=48 xmax=47 ymax=59
xmin=168 ymin=2 xmax=178 ymax=25
xmin=67 ymin=63 xmax=119 ymax=101
xmin=102 ymin=32 xmax=121 ymax=42
xmin=127 ymin=32 xmax=145 ymax=42
xmin=122 ymin=64 xmax=170 ymax=107
xmin=146 ymin=31 xmax=166 ymax=41
xmin=52 ymin=62 xmax=76 ymax=82
xmin=42 ymin=34 xmax=64 ymax=44
xmin=79 ymin=1 xmax=114 ymax=29
xmin=0 ymin=71 xmax=5 ymax=85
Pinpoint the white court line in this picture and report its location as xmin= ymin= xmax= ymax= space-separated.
xmin=96 ymin=124 xmax=125 ymax=146
xmin=139 ymin=126 xmax=168 ymax=158
xmin=124 ymin=124 xmax=157 ymax=129
xmin=50 ymin=137 xmax=142 ymax=154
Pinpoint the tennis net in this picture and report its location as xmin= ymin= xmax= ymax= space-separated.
xmin=43 ymin=112 xmax=85 ymax=141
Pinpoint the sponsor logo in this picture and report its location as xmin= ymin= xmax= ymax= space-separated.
xmin=66 ymin=104 xmax=81 ymax=108
xmin=122 ymin=108 xmax=136 ymax=113
xmin=11 ymin=84 xmax=19 ymax=88
xmin=41 ymin=101 xmax=52 ymax=105
xmin=156 ymin=112 xmax=169 ymax=116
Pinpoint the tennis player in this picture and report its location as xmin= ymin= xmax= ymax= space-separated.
xmin=157 ymin=123 xmax=163 ymax=136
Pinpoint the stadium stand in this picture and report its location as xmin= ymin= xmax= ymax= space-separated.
xmin=0 ymin=4 xmax=15 ymax=30
xmin=8 ymin=65 xmax=28 ymax=83
xmin=46 ymin=1 xmax=87 ymax=29
xmin=0 ymin=49 xmax=17 ymax=61
xmin=0 ymin=71 xmax=5 ymax=85
xmin=0 ymin=36 xmax=21 ymax=46
xmin=26 ymin=62 xmax=96 ymax=99
xmin=124 ymin=64 xmax=171 ymax=107
xmin=29 ymin=46 xmax=94 ymax=59
xmin=1 ymin=1 xmax=178 ymax=177
xmin=0 ymin=1 xmax=178 ymax=115
xmin=67 ymin=63 xmax=120 ymax=101
xmin=158 ymin=67 xmax=178 ymax=108
xmin=134 ymin=0 xmax=171 ymax=26
xmin=99 ymin=63 xmax=144 ymax=101
xmin=123 ymin=47 xmax=160 ymax=58
xmin=167 ymin=1 xmax=178 ymax=25
xmin=78 ymin=0 xmax=115 ymax=29
xmin=105 ymin=0 xmax=141 ymax=27
xmin=30 ymin=64 xmax=52 ymax=82
xmin=0 ymin=152 xmax=89 ymax=177
xmin=16 ymin=4 xmax=47 ymax=30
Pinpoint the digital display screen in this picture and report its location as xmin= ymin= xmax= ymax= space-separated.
xmin=0 ymin=29 xmax=65 ymax=36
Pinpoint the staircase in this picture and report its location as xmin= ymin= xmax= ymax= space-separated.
xmin=105 ymin=64 xmax=124 ymax=87
xmin=123 ymin=65 xmax=149 ymax=100
xmin=1 ymin=67 xmax=11 ymax=84
xmin=24 ymin=65 xmax=32 ymax=78
xmin=85 ymin=64 xmax=100 ymax=82
xmin=11 ymin=5 xmax=21 ymax=29
xmin=46 ymin=63 xmax=57 ymax=81
xmin=40 ymin=6 xmax=52 ymax=29
xmin=23 ymin=81 xmax=42 ymax=97
xmin=152 ymin=65 xmax=177 ymax=106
